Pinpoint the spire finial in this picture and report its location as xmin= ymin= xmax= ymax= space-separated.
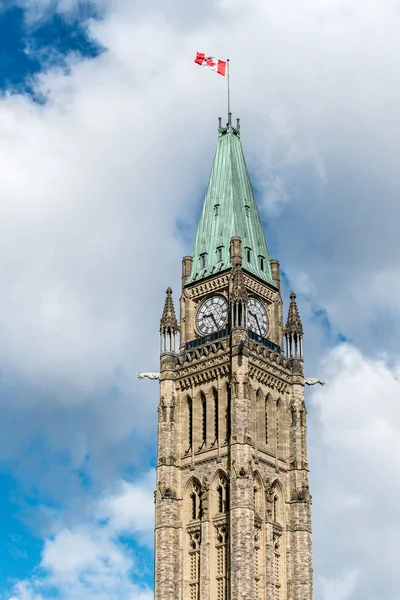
xmin=160 ymin=287 xmax=179 ymax=334
xmin=284 ymin=291 xmax=303 ymax=359
xmin=160 ymin=287 xmax=179 ymax=354
xmin=285 ymin=291 xmax=303 ymax=335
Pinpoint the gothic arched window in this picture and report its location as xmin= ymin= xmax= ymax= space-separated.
xmin=265 ymin=394 xmax=270 ymax=445
xmin=200 ymin=392 xmax=206 ymax=449
xmin=213 ymin=388 xmax=219 ymax=444
xmin=225 ymin=383 xmax=231 ymax=443
xmin=189 ymin=482 xmax=201 ymax=521
xmin=187 ymin=396 xmax=193 ymax=453
xmin=276 ymin=398 xmax=281 ymax=455
xmin=256 ymin=388 xmax=264 ymax=446
xmin=216 ymin=474 xmax=229 ymax=514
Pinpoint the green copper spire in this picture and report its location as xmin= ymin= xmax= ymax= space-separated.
xmin=186 ymin=116 xmax=274 ymax=287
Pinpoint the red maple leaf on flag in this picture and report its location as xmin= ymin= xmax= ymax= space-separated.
xmin=194 ymin=52 xmax=227 ymax=77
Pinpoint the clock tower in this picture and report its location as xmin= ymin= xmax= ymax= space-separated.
xmin=154 ymin=115 xmax=313 ymax=600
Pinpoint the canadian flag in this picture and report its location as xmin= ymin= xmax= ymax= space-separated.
xmin=194 ymin=52 xmax=227 ymax=76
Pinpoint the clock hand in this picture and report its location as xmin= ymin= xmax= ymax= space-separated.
xmin=254 ymin=314 xmax=261 ymax=335
xmin=205 ymin=313 xmax=218 ymax=328
xmin=249 ymin=311 xmax=261 ymax=335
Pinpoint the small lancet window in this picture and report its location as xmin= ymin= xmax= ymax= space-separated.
xmin=218 ymin=486 xmax=224 ymax=513
xmin=217 ymin=477 xmax=228 ymax=514
xmin=246 ymin=247 xmax=251 ymax=263
xmin=244 ymin=203 xmax=250 ymax=217
xmin=217 ymin=246 xmax=223 ymax=262
xmin=214 ymin=203 xmax=220 ymax=216
xmin=191 ymin=492 xmax=197 ymax=520
xmin=273 ymin=495 xmax=278 ymax=522
xmin=259 ymin=256 xmax=265 ymax=271
xmin=200 ymin=253 xmax=207 ymax=269
xmin=201 ymin=393 xmax=207 ymax=448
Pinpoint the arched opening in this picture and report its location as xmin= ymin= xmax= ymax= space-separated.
xmin=265 ymin=393 xmax=271 ymax=445
xmin=276 ymin=398 xmax=282 ymax=455
xmin=225 ymin=383 xmax=231 ymax=443
xmin=212 ymin=387 xmax=219 ymax=445
xmin=186 ymin=479 xmax=201 ymax=521
xmin=186 ymin=396 xmax=193 ymax=455
xmin=256 ymin=388 xmax=264 ymax=446
xmin=200 ymin=392 xmax=207 ymax=449
xmin=216 ymin=473 xmax=229 ymax=514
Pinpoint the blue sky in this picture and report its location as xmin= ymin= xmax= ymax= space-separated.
xmin=0 ymin=3 xmax=100 ymax=93
xmin=1 ymin=1 xmax=400 ymax=599
xmin=0 ymin=4 xmax=153 ymax=598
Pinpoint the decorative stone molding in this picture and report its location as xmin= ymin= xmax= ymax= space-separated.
xmin=248 ymin=365 xmax=289 ymax=393
xmin=248 ymin=342 xmax=290 ymax=371
xmin=178 ymin=363 xmax=230 ymax=390
xmin=188 ymin=275 xmax=230 ymax=299
xmin=243 ymin=274 xmax=279 ymax=302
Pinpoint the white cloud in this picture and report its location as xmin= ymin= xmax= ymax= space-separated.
xmin=8 ymin=473 xmax=154 ymax=600
xmin=1 ymin=0 xmax=400 ymax=598
xmin=0 ymin=0 xmax=399 ymax=459
xmin=310 ymin=344 xmax=400 ymax=599
xmin=320 ymin=570 xmax=359 ymax=600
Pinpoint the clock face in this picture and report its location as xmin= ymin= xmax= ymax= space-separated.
xmin=196 ymin=296 xmax=228 ymax=335
xmin=248 ymin=297 xmax=268 ymax=337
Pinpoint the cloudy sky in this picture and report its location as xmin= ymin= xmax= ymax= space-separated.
xmin=0 ymin=0 xmax=400 ymax=598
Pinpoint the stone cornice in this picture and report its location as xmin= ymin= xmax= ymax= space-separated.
xmin=187 ymin=274 xmax=230 ymax=299
xmin=243 ymin=274 xmax=279 ymax=303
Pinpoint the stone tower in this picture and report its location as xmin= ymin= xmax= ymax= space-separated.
xmin=154 ymin=115 xmax=313 ymax=600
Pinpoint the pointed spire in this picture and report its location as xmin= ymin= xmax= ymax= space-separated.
xmin=285 ymin=292 xmax=303 ymax=336
xmin=284 ymin=292 xmax=303 ymax=359
xmin=160 ymin=287 xmax=179 ymax=334
xmin=186 ymin=117 xmax=274 ymax=287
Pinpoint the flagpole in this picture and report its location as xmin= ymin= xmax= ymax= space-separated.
xmin=227 ymin=58 xmax=231 ymax=123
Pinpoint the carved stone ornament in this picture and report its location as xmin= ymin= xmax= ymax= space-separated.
xmin=238 ymin=335 xmax=247 ymax=353
xmin=188 ymin=530 xmax=201 ymax=549
xmin=305 ymin=378 xmax=325 ymax=386
xmin=138 ymin=372 xmax=160 ymax=380
xmin=159 ymin=396 xmax=167 ymax=422
xmin=292 ymin=484 xmax=310 ymax=503
xmin=273 ymin=532 xmax=281 ymax=550
xmin=160 ymin=485 xmax=176 ymax=500
xmin=238 ymin=465 xmax=248 ymax=478
xmin=215 ymin=523 xmax=228 ymax=544
xmin=200 ymin=477 xmax=210 ymax=515
xmin=230 ymin=263 xmax=248 ymax=303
